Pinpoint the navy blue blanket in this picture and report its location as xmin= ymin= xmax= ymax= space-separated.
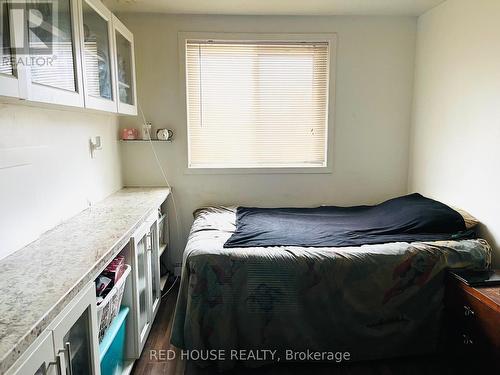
xmin=224 ymin=193 xmax=475 ymax=248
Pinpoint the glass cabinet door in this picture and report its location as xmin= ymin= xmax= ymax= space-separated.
xmin=62 ymin=308 xmax=92 ymax=375
xmin=10 ymin=332 xmax=59 ymax=375
xmin=112 ymin=15 xmax=136 ymax=115
xmin=135 ymin=232 xmax=151 ymax=342
xmin=50 ymin=284 xmax=100 ymax=375
xmin=150 ymin=221 xmax=161 ymax=317
xmin=131 ymin=216 xmax=160 ymax=357
xmin=34 ymin=364 xmax=48 ymax=375
xmin=0 ymin=1 xmax=27 ymax=98
xmin=115 ymin=32 xmax=132 ymax=105
xmin=27 ymin=0 xmax=84 ymax=107
xmin=80 ymin=0 xmax=116 ymax=111
xmin=1 ymin=1 xmax=14 ymax=77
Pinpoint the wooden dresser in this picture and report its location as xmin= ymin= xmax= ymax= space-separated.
xmin=444 ymin=271 xmax=500 ymax=370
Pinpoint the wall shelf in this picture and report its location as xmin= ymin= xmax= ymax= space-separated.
xmin=120 ymin=139 xmax=172 ymax=143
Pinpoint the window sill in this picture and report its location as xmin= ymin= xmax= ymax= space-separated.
xmin=184 ymin=166 xmax=332 ymax=175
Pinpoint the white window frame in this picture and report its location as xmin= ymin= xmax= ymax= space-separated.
xmin=179 ymin=32 xmax=337 ymax=175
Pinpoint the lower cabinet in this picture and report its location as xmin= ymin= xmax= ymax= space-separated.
xmin=130 ymin=212 xmax=162 ymax=358
xmin=6 ymin=332 xmax=58 ymax=375
xmin=48 ymin=283 xmax=101 ymax=375
xmin=150 ymin=218 xmax=162 ymax=319
xmin=7 ymin=284 xmax=100 ymax=375
xmin=7 ymin=206 xmax=167 ymax=374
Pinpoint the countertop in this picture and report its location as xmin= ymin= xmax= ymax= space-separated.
xmin=0 ymin=187 xmax=170 ymax=373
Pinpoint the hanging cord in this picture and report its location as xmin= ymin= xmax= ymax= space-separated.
xmin=137 ymin=104 xmax=183 ymax=280
xmin=139 ymin=107 xmax=183 ymax=298
xmin=162 ymin=276 xmax=179 ymax=299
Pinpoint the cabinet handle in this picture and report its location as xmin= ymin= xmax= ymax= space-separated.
xmin=59 ymin=342 xmax=73 ymax=375
xmin=462 ymin=333 xmax=474 ymax=345
xmin=56 ymin=355 xmax=63 ymax=375
xmin=146 ymin=233 xmax=153 ymax=251
xmin=48 ymin=354 xmax=63 ymax=375
xmin=65 ymin=342 xmax=73 ymax=375
xmin=463 ymin=305 xmax=475 ymax=317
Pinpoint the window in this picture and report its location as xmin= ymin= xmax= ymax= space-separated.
xmin=185 ymin=38 xmax=332 ymax=169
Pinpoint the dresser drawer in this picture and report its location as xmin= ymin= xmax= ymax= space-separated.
xmin=446 ymin=326 xmax=482 ymax=353
xmin=445 ymin=278 xmax=500 ymax=349
xmin=444 ymin=275 xmax=500 ymax=371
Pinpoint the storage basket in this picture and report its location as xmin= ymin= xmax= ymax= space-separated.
xmin=96 ymin=264 xmax=131 ymax=341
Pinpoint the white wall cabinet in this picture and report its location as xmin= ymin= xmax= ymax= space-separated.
xmin=0 ymin=0 xmax=137 ymax=115
xmin=112 ymin=15 xmax=137 ymax=115
xmin=0 ymin=2 xmax=28 ymax=99
xmin=79 ymin=0 xmax=118 ymax=112
xmin=26 ymin=0 xmax=85 ymax=107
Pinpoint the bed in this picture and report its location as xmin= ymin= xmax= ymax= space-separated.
xmin=171 ymin=205 xmax=491 ymax=370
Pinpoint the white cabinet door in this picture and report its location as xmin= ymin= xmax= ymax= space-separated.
xmin=27 ymin=0 xmax=85 ymax=107
xmin=78 ymin=0 xmax=117 ymax=112
xmin=130 ymin=213 xmax=161 ymax=357
xmin=112 ymin=15 xmax=137 ymax=115
xmin=0 ymin=2 xmax=28 ymax=98
xmin=130 ymin=220 xmax=152 ymax=357
xmin=49 ymin=283 xmax=100 ymax=375
xmin=2 ymin=0 xmax=137 ymax=113
xmin=6 ymin=332 xmax=59 ymax=375
xmin=150 ymin=219 xmax=162 ymax=318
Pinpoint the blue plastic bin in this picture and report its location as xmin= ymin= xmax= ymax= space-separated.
xmin=99 ymin=306 xmax=130 ymax=375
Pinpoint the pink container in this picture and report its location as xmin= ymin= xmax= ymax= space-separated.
xmin=102 ymin=255 xmax=126 ymax=285
xmin=121 ymin=128 xmax=139 ymax=140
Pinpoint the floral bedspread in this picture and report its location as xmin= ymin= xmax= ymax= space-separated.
xmin=170 ymin=207 xmax=491 ymax=369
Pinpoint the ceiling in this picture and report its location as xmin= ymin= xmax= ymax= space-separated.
xmin=102 ymin=0 xmax=447 ymax=16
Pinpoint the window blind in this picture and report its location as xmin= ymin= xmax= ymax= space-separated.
xmin=186 ymin=40 xmax=330 ymax=169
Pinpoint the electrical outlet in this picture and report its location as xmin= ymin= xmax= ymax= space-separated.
xmin=174 ymin=264 xmax=182 ymax=276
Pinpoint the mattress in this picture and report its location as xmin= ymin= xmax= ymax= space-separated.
xmin=171 ymin=206 xmax=491 ymax=369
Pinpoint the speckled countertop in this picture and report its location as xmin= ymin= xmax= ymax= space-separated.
xmin=0 ymin=187 xmax=170 ymax=374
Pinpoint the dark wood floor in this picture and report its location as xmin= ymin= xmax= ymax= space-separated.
xmin=132 ymin=285 xmax=185 ymax=375
xmin=132 ymin=287 xmax=459 ymax=375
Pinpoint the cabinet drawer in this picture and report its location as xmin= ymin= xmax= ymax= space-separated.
xmin=445 ymin=281 xmax=500 ymax=349
xmin=445 ymin=275 xmax=500 ymax=372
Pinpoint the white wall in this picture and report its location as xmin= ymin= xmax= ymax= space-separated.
xmin=410 ymin=0 xmax=500 ymax=264
xmin=0 ymin=103 xmax=122 ymax=260
xmin=118 ymin=14 xmax=417 ymax=265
